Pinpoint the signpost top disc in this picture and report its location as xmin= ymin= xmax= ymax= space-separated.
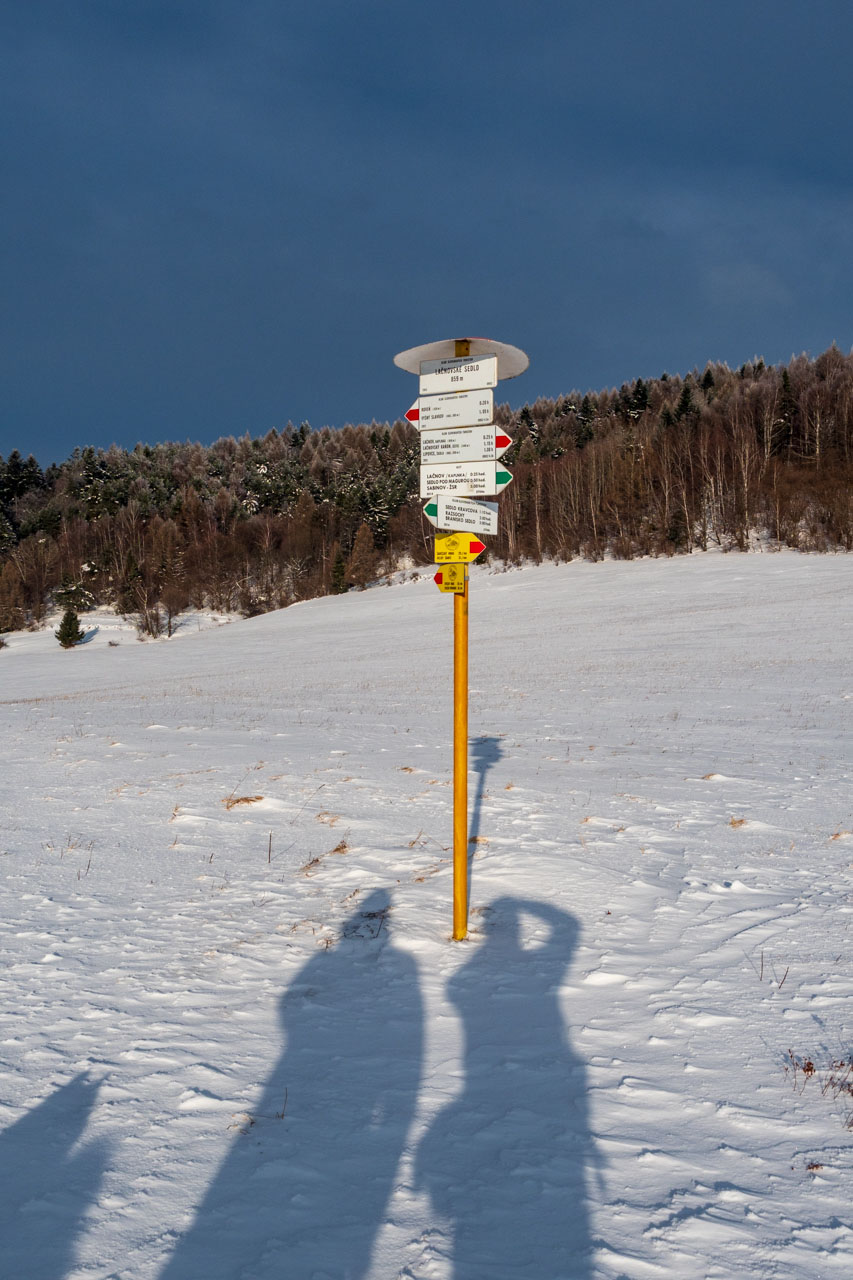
xmin=393 ymin=337 xmax=529 ymax=381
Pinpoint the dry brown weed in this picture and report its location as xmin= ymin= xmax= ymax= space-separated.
xmin=222 ymin=795 xmax=264 ymax=810
xmin=315 ymin=810 xmax=340 ymax=826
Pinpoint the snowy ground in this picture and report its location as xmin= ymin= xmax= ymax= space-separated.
xmin=1 ymin=550 xmax=851 ymax=1280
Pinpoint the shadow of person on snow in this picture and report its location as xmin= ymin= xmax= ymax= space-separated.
xmin=415 ymin=897 xmax=595 ymax=1279
xmin=159 ymin=889 xmax=423 ymax=1280
xmin=0 ymin=1072 xmax=110 ymax=1280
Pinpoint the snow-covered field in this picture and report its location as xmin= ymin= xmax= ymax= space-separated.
xmin=1 ymin=551 xmax=851 ymax=1280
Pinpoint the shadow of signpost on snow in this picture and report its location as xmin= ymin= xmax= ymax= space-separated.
xmin=415 ymin=897 xmax=595 ymax=1279
xmin=0 ymin=1073 xmax=109 ymax=1280
xmin=468 ymin=735 xmax=503 ymax=894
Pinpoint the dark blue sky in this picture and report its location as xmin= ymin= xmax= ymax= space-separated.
xmin=3 ymin=1 xmax=852 ymax=467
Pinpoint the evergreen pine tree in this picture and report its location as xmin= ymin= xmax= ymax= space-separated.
xmin=55 ymin=608 xmax=85 ymax=648
xmin=0 ymin=508 xmax=15 ymax=553
xmin=55 ymin=579 xmax=94 ymax=612
xmin=575 ymin=396 xmax=595 ymax=448
xmin=675 ymin=384 xmax=694 ymax=421
xmin=574 ymin=419 xmax=594 ymax=450
xmin=331 ymin=549 xmax=348 ymax=594
xmin=518 ymin=406 xmax=539 ymax=450
xmin=632 ymin=378 xmax=649 ymax=415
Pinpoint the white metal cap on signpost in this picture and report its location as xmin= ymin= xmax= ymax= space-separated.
xmin=393 ymin=337 xmax=529 ymax=381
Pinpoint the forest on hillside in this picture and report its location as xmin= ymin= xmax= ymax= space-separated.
xmin=1 ymin=346 xmax=852 ymax=635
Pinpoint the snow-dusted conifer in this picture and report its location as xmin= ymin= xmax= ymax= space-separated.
xmin=55 ymin=608 xmax=85 ymax=648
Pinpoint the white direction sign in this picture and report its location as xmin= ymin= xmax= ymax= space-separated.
xmin=419 ymin=425 xmax=511 ymax=465
xmin=419 ymin=354 xmax=497 ymax=397
xmin=406 ymin=388 xmax=493 ymax=430
xmin=423 ymin=496 xmax=499 ymax=536
xmin=419 ymin=460 xmax=513 ymax=499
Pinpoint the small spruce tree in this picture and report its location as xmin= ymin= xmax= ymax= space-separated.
xmin=55 ymin=608 xmax=85 ymax=649
xmin=632 ymin=378 xmax=649 ymax=415
xmin=675 ymin=384 xmax=694 ymax=421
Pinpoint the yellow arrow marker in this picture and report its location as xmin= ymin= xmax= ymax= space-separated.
xmin=434 ymin=563 xmax=467 ymax=594
xmin=434 ymin=532 xmax=487 ymax=565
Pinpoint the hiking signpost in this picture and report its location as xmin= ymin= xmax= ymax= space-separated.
xmin=393 ymin=337 xmax=530 ymax=940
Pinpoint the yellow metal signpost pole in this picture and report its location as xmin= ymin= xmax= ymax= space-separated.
xmin=394 ymin=333 xmax=528 ymax=942
xmin=452 ymin=340 xmax=471 ymax=941
xmin=452 ymin=566 xmax=469 ymax=939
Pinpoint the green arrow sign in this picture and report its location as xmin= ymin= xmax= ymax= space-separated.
xmin=419 ymin=461 xmax=513 ymax=499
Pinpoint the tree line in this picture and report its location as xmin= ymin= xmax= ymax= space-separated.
xmin=2 ymin=345 xmax=851 ymax=635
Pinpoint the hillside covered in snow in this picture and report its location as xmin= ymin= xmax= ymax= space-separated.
xmin=1 ymin=551 xmax=852 ymax=1278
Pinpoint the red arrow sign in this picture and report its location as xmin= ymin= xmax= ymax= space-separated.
xmin=434 ymin=533 xmax=486 ymax=563
xmin=434 ymin=565 xmax=467 ymax=593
